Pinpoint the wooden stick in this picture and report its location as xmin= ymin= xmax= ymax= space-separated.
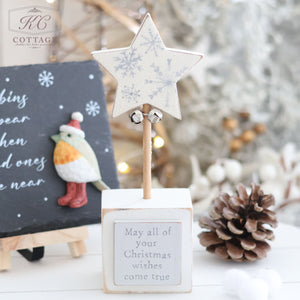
xmin=54 ymin=12 xmax=93 ymax=58
xmin=276 ymin=198 xmax=300 ymax=210
xmin=83 ymin=0 xmax=140 ymax=33
xmin=143 ymin=104 xmax=152 ymax=199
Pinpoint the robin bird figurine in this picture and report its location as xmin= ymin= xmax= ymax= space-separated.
xmin=51 ymin=112 xmax=109 ymax=208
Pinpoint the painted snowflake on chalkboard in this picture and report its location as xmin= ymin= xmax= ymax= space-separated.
xmin=38 ymin=70 xmax=54 ymax=87
xmin=85 ymin=100 xmax=100 ymax=117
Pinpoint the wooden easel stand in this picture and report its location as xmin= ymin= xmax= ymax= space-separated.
xmin=0 ymin=226 xmax=88 ymax=270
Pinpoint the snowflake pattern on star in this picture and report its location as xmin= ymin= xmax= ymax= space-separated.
xmin=145 ymin=59 xmax=188 ymax=107
xmin=38 ymin=70 xmax=54 ymax=87
xmin=85 ymin=100 xmax=100 ymax=117
xmin=92 ymin=13 xmax=203 ymax=119
xmin=121 ymin=84 xmax=141 ymax=103
xmin=140 ymin=28 xmax=164 ymax=57
xmin=114 ymin=48 xmax=142 ymax=78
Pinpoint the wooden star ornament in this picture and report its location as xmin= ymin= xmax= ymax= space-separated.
xmin=92 ymin=13 xmax=203 ymax=120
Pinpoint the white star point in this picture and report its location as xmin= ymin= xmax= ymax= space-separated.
xmin=93 ymin=13 xmax=203 ymax=119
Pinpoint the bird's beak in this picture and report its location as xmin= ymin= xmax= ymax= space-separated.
xmin=51 ymin=134 xmax=60 ymax=143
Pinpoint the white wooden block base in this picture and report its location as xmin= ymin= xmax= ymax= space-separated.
xmin=101 ymin=188 xmax=193 ymax=293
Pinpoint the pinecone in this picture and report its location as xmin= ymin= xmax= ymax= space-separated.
xmin=198 ymin=183 xmax=277 ymax=262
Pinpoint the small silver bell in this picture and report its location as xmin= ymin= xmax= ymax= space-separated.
xmin=130 ymin=110 xmax=144 ymax=124
xmin=148 ymin=109 xmax=163 ymax=124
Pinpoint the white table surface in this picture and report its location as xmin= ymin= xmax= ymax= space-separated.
xmin=1 ymin=222 xmax=300 ymax=299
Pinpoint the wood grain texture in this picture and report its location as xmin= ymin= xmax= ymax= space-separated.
xmin=142 ymin=104 xmax=152 ymax=200
xmin=0 ymin=226 xmax=88 ymax=252
xmin=68 ymin=240 xmax=87 ymax=257
xmin=0 ymin=227 xmax=88 ymax=270
xmin=0 ymin=251 xmax=11 ymax=270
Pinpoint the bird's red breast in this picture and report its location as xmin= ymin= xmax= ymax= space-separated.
xmin=53 ymin=140 xmax=82 ymax=165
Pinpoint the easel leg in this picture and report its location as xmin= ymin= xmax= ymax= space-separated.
xmin=68 ymin=240 xmax=87 ymax=257
xmin=17 ymin=247 xmax=44 ymax=261
xmin=0 ymin=251 xmax=11 ymax=270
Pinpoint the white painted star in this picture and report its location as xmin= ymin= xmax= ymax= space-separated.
xmin=92 ymin=13 xmax=203 ymax=119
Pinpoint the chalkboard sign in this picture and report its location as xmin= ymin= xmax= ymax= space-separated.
xmin=0 ymin=60 xmax=118 ymax=238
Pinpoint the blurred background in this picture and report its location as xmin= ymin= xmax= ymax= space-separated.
xmin=0 ymin=0 xmax=300 ymax=224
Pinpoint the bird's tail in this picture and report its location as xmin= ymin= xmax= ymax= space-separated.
xmin=92 ymin=179 xmax=110 ymax=191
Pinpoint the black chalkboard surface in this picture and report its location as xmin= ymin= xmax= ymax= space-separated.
xmin=0 ymin=60 xmax=118 ymax=238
